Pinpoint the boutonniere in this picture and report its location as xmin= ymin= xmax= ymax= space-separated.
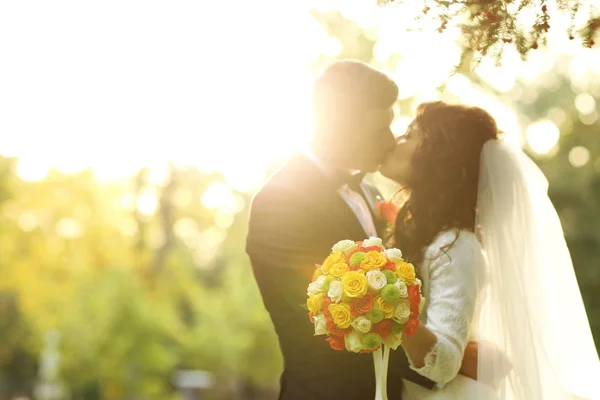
xmin=376 ymin=199 xmax=400 ymax=239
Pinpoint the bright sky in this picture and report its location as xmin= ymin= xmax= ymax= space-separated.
xmin=1 ymin=0 xmax=599 ymax=194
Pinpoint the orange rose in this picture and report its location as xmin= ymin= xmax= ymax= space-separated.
xmin=350 ymin=293 xmax=374 ymax=316
xmin=408 ymin=284 xmax=421 ymax=316
xmin=382 ymin=259 xmax=396 ymax=272
xmin=322 ymin=296 xmax=333 ymax=317
xmin=326 ymin=319 xmax=351 ymax=336
xmin=403 ymin=317 xmax=420 ymax=337
xmin=327 ymin=334 xmax=345 ymax=351
xmin=371 ymin=319 xmax=393 ymax=339
xmin=359 ymin=246 xmax=384 ymax=253
xmin=376 ymin=200 xmax=399 ymax=225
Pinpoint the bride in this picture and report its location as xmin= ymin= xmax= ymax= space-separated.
xmin=379 ymin=101 xmax=600 ymax=399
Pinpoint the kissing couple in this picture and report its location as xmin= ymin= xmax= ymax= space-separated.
xmin=246 ymin=60 xmax=600 ymax=400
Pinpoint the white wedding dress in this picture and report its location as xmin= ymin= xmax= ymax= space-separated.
xmin=401 ymin=229 xmax=498 ymax=400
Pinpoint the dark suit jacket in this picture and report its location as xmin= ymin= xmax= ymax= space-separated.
xmin=246 ymin=153 xmax=434 ymax=400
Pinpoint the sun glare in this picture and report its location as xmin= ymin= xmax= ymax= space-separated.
xmin=201 ymin=182 xmax=234 ymax=211
xmin=569 ymin=146 xmax=590 ymax=168
xmin=2 ymin=1 xmax=599 ymax=193
xmin=526 ymin=120 xmax=561 ymax=155
xmin=0 ymin=0 xmax=320 ymax=192
xmin=137 ymin=191 xmax=159 ymax=217
xmin=16 ymin=159 xmax=50 ymax=183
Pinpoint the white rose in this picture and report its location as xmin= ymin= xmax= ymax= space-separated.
xmin=307 ymin=275 xmax=327 ymax=296
xmin=344 ymin=329 xmax=364 ymax=353
xmin=393 ymin=299 xmax=411 ymax=324
xmin=419 ymin=296 xmax=426 ymax=312
xmin=366 ymin=270 xmax=387 ymax=292
xmin=332 ymin=239 xmax=358 ymax=255
xmin=313 ymin=314 xmax=329 ymax=336
xmin=362 ymin=236 xmax=385 ymax=250
xmin=351 ymin=316 xmax=372 ymax=334
xmin=415 ymin=278 xmax=422 ymax=287
xmin=327 ymin=280 xmax=343 ymax=303
xmin=384 ymin=248 xmax=403 ymax=263
xmin=394 ymin=280 xmax=409 ymax=298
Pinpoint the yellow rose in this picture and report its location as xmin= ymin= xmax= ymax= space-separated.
xmin=360 ymin=250 xmax=387 ymax=272
xmin=376 ymin=296 xmax=394 ymax=319
xmin=341 ymin=270 xmax=368 ymax=298
xmin=322 ymin=251 xmax=345 ymax=274
xmin=307 ymin=293 xmax=324 ymax=315
xmin=396 ymin=261 xmax=416 ymax=285
xmin=328 ymin=303 xmax=353 ymax=328
xmin=329 ymin=262 xmax=349 ymax=278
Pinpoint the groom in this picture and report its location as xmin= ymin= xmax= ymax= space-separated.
xmin=246 ymin=60 xmax=436 ymax=399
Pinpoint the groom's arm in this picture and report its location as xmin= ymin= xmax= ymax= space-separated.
xmin=459 ymin=342 xmax=478 ymax=379
xmin=246 ymin=185 xmax=320 ymax=306
xmin=459 ymin=341 xmax=513 ymax=386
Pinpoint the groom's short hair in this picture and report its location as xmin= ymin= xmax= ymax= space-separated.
xmin=311 ymin=60 xmax=398 ymax=127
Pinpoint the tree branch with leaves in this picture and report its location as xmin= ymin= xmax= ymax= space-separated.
xmin=379 ymin=0 xmax=600 ymax=62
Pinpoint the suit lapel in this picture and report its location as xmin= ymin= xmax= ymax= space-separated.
xmin=323 ymin=187 xmax=370 ymax=240
xmin=287 ymin=153 xmax=369 ymax=241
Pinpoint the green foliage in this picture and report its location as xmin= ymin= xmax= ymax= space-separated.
xmin=0 ymin=165 xmax=281 ymax=399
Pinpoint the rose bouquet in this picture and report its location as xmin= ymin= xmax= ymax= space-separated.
xmin=306 ymin=237 xmax=424 ymax=400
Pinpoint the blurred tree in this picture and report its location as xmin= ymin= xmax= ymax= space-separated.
xmin=509 ymin=64 xmax=600 ymax=346
xmin=0 ymin=157 xmax=39 ymax=398
xmin=309 ymin=8 xmax=377 ymax=67
xmin=0 ymin=163 xmax=272 ymax=399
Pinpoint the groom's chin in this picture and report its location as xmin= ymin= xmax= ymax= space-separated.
xmin=359 ymin=159 xmax=385 ymax=173
xmin=363 ymin=165 xmax=380 ymax=173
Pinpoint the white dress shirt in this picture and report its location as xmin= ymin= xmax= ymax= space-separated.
xmin=302 ymin=150 xmax=378 ymax=238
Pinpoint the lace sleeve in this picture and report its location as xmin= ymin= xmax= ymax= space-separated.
xmin=407 ymin=231 xmax=483 ymax=386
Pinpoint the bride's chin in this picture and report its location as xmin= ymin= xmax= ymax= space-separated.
xmin=380 ymin=166 xmax=406 ymax=184
xmin=379 ymin=165 xmax=397 ymax=180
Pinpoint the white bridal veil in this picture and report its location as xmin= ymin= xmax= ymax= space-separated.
xmin=474 ymin=139 xmax=600 ymax=400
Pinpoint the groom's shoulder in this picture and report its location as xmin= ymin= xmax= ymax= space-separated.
xmin=250 ymin=154 xmax=311 ymax=211
xmin=253 ymin=153 xmax=317 ymax=202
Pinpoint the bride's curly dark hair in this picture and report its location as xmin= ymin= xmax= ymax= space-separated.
xmin=394 ymin=101 xmax=501 ymax=266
